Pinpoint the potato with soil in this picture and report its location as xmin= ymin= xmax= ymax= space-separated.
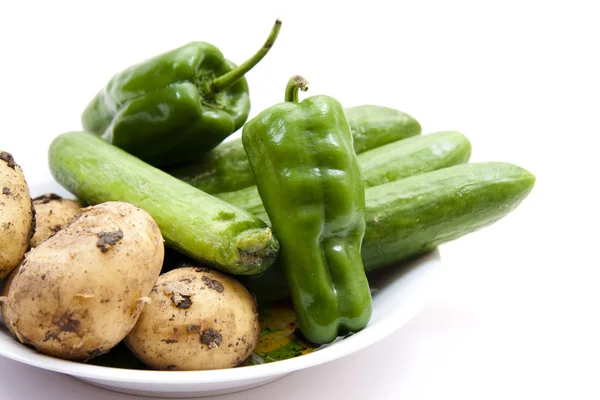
xmin=0 ymin=151 xmax=34 ymax=280
xmin=30 ymin=193 xmax=82 ymax=247
xmin=0 ymin=201 xmax=164 ymax=360
xmin=125 ymin=267 xmax=260 ymax=371
xmin=0 ymin=267 xmax=18 ymax=335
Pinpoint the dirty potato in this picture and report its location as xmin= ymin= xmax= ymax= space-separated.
xmin=1 ymin=201 xmax=164 ymax=360
xmin=30 ymin=193 xmax=82 ymax=247
xmin=0 ymin=151 xmax=34 ymax=280
xmin=0 ymin=267 xmax=18 ymax=335
xmin=125 ymin=267 xmax=260 ymax=371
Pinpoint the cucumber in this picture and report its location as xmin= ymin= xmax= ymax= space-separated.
xmin=345 ymin=105 xmax=421 ymax=153
xmin=240 ymin=162 xmax=535 ymax=303
xmin=359 ymin=130 xmax=471 ymax=187
xmin=166 ymin=139 xmax=251 ymax=195
xmin=216 ymin=131 xmax=472 ymax=218
xmin=48 ymin=132 xmax=279 ymax=275
xmin=165 ymin=105 xmax=421 ymax=194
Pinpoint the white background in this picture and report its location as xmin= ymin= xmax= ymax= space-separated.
xmin=1 ymin=0 xmax=599 ymax=399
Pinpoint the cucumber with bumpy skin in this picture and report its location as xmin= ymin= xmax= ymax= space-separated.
xmin=216 ymin=131 xmax=472 ymax=218
xmin=240 ymin=162 xmax=535 ymax=303
xmin=165 ymin=105 xmax=421 ymax=194
xmin=48 ymin=132 xmax=279 ymax=275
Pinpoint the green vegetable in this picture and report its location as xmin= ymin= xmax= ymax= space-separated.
xmin=48 ymin=132 xmax=279 ymax=275
xmin=242 ymin=76 xmax=372 ymax=344
xmin=165 ymin=105 xmax=421 ymax=194
xmin=345 ymin=105 xmax=421 ymax=153
xmin=81 ymin=20 xmax=281 ymax=167
xmin=216 ymin=130 xmax=472 ymax=217
xmin=240 ymin=162 xmax=536 ymax=303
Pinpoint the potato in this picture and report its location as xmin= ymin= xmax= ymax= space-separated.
xmin=0 ymin=151 xmax=34 ymax=280
xmin=0 ymin=201 xmax=164 ymax=360
xmin=125 ymin=267 xmax=260 ymax=371
xmin=0 ymin=267 xmax=18 ymax=336
xmin=30 ymin=193 xmax=82 ymax=247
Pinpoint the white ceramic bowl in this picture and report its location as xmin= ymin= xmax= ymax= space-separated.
xmin=3 ymin=249 xmax=440 ymax=398
xmin=0 ymin=176 xmax=441 ymax=397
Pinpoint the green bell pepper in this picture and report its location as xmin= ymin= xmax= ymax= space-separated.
xmin=81 ymin=20 xmax=281 ymax=167
xmin=242 ymin=76 xmax=372 ymax=344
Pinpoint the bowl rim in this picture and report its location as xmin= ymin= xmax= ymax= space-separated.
xmin=0 ymin=249 xmax=440 ymax=384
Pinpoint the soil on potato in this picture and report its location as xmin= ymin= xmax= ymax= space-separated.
xmin=0 ymin=151 xmax=16 ymax=169
xmin=33 ymin=193 xmax=63 ymax=204
xmin=96 ymin=230 xmax=124 ymax=252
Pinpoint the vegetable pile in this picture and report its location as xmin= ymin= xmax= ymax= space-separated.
xmin=0 ymin=20 xmax=535 ymax=371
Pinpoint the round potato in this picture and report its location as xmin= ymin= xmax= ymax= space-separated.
xmin=1 ymin=201 xmax=164 ymax=360
xmin=0 ymin=151 xmax=34 ymax=280
xmin=30 ymin=193 xmax=82 ymax=247
xmin=125 ymin=267 xmax=260 ymax=371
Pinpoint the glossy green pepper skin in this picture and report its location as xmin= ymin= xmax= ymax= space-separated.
xmin=242 ymin=76 xmax=372 ymax=344
xmin=82 ymin=21 xmax=281 ymax=167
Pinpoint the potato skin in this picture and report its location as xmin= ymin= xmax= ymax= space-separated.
xmin=1 ymin=201 xmax=164 ymax=360
xmin=0 ymin=267 xmax=19 ymax=336
xmin=125 ymin=267 xmax=260 ymax=371
xmin=0 ymin=151 xmax=34 ymax=280
xmin=30 ymin=194 xmax=82 ymax=248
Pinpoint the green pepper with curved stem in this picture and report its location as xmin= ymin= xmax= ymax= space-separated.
xmin=81 ymin=20 xmax=281 ymax=167
xmin=242 ymin=76 xmax=372 ymax=344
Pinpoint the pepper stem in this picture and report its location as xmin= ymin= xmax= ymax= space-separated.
xmin=212 ymin=19 xmax=282 ymax=92
xmin=285 ymin=75 xmax=309 ymax=102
